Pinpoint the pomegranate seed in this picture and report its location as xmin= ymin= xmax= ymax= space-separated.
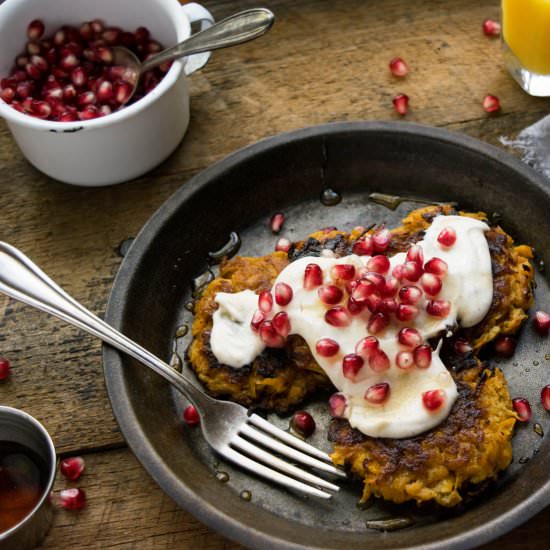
xmin=258 ymin=290 xmax=273 ymax=313
xmin=259 ymin=320 xmax=286 ymax=348
xmin=103 ymin=28 xmax=121 ymax=44
xmin=392 ymin=93 xmax=409 ymax=115
xmin=31 ymin=100 xmax=52 ymax=119
xmin=414 ymin=344 xmax=432 ymax=368
xmin=0 ymin=358 xmax=11 ymax=380
xmin=268 ymin=212 xmax=285 ymax=233
xmin=250 ymin=310 xmax=265 ymax=332
xmin=290 ymin=411 xmax=315 ymax=437
xmin=392 ymin=264 xmax=405 ymax=281
xmin=365 ymin=382 xmax=390 ymax=404
xmin=368 ymin=312 xmax=389 ymax=334
xmin=406 ymin=244 xmax=424 ymax=265
xmin=53 ymin=29 xmax=66 ymax=46
xmin=329 ymin=393 xmax=347 ymax=418
xmin=383 ymin=277 xmax=399 ymax=297
xmin=372 ymin=228 xmax=391 ymax=252
xmin=63 ymin=84 xmax=77 ymax=101
xmin=494 ymin=335 xmax=517 ymax=358
xmin=437 ymin=226 xmax=457 ymax=247
xmin=369 ymin=349 xmax=390 ymax=372
xmin=26 ymin=41 xmax=41 ymax=55
xmin=60 ymin=456 xmax=85 ymax=481
xmin=355 ymin=335 xmax=379 ymax=359
xmin=424 ymin=257 xmax=448 ymax=277
xmin=352 ymin=235 xmax=374 ymax=256
xmin=533 ymin=310 xmax=550 ymax=336
xmin=25 ymin=62 xmax=42 ymax=80
xmin=272 ymin=311 xmax=291 ymax=337
xmin=78 ymin=105 xmax=100 ymax=120
xmin=91 ymin=19 xmax=105 ymax=34
xmin=364 ymin=292 xmax=383 ymax=313
xmin=398 ymin=327 xmax=422 ymax=348
xmin=0 ymin=88 xmax=15 ymax=103
xmin=380 ymin=297 xmax=398 ymax=314
xmin=366 ymin=255 xmax=390 ymax=274
xmin=95 ymin=46 xmax=113 ymax=64
xmin=483 ymin=94 xmax=500 ymax=113
xmin=396 ymin=350 xmax=414 ymax=369
xmin=183 ymin=404 xmax=200 ymax=426
xmin=325 ymin=306 xmax=351 ymax=327
xmin=389 ymin=57 xmax=408 ymax=77
xmin=275 ymin=237 xmax=291 ymax=252
xmin=331 ymin=264 xmax=355 ymax=281
xmin=95 ymin=80 xmax=113 ymax=102
xmin=512 ymin=398 xmax=531 ymax=422
xmin=147 ymin=40 xmax=162 ymax=53
xmin=403 ymin=261 xmax=423 ymax=282
xmin=426 ymin=299 xmax=451 ymax=318
xmin=482 ymin=19 xmax=501 ymax=37
xmin=347 ymin=296 xmax=364 ymax=315
xmin=59 ymin=110 xmax=78 ymax=122
xmin=16 ymin=55 xmax=29 ymax=68
xmin=135 ymin=26 xmax=151 ymax=43
xmin=318 ymin=285 xmax=343 ymax=305
xmin=453 ymin=338 xmax=473 ymax=355
xmin=274 ymin=282 xmax=293 ymax=306
xmin=316 ymin=338 xmax=340 ymax=357
xmin=304 ymin=264 xmax=323 ymax=290
xmin=59 ymin=488 xmax=86 ymax=510
xmin=43 ymin=87 xmax=63 ymax=101
xmin=396 ymin=304 xmax=419 ymax=322
xmin=541 ymin=386 xmax=550 ymax=411
xmin=362 ymin=271 xmax=386 ymax=292
xmin=60 ymin=53 xmax=79 ymax=70
xmin=71 ymin=66 xmax=87 ymax=87
xmin=114 ymin=80 xmax=132 ymax=104
xmin=27 ymin=20 xmax=45 ymax=40
xmin=399 ymin=285 xmax=423 ymax=305
xmin=342 ymin=354 xmax=364 ymax=381
xmin=80 ymin=22 xmax=93 ymax=40
xmin=77 ymin=91 xmax=96 ymax=106
xmin=422 ymin=389 xmax=445 ymax=411
xmin=420 ymin=273 xmax=442 ymax=296
xmin=351 ymin=280 xmax=375 ymax=302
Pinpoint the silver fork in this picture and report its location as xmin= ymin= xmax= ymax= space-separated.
xmin=0 ymin=242 xmax=345 ymax=499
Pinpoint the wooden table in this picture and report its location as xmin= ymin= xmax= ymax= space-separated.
xmin=0 ymin=0 xmax=548 ymax=547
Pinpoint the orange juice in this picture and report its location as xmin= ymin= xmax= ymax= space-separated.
xmin=502 ymin=0 xmax=550 ymax=74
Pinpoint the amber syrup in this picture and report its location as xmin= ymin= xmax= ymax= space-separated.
xmin=0 ymin=441 xmax=48 ymax=534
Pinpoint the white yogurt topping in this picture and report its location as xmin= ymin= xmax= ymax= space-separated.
xmin=210 ymin=216 xmax=493 ymax=438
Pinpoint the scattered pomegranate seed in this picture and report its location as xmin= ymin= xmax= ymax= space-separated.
xmin=383 ymin=277 xmax=399 ymax=297
xmin=533 ymin=310 xmax=550 ymax=336
xmin=275 ymin=237 xmax=292 ymax=252
xmin=318 ymin=284 xmax=343 ymax=305
xmin=380 ymin=297 xmax=398 ymax=314
xmin=59 ymin=488 xmax=86 ymax=510
xmin=183 ymin=404 xmax=200 ymax=426
xmin=369 ymin=349 xmax=390 ymax=372
xmin=362 ymin=272 xmax=386 ymax=292
xmin=403 ymin=261 xmax=423 ymax=282
xmin=426 ymin=299 xmax=451 ymax=318
xmin=0 ymin=87 xmax=15 ymax=103
xmin=27 ymin=20 xmax=45 ymax=40
xmin=365 ymin=382 xmax=391 ymax=404
xmin=272 ymin=311 xmax=291 ymax=337
xmin=274 ymin=282 xmax=293 ymax=306
xmin=406 ymin=245 xmax=424 ymax=265
xmin=364 ymin=292 xmax=383 ymax=313
xmin=31 ymin=100 xmax=51 ymax=119
xmin=389 ymin=57 xmax=409 ymax=77
xmin=399 ymin=285 xmax=423 ymax=305
xmin=396 ymin=303 xmax=419 ymax=322
xmin=454 ymin=338 xmax=473 ymax=355
xmin=541 ymin=386 xmax=550 ymax=411
xmin=0 ymin=358 xmax=11 ymax=380
xmin=396 ymin=350 xmax=415 ymax=369
xmin=420 ymin=273 xmax=442 ymax=296
xmin=398 ymin=327 xmax=423 ymax=348
xmin=250 ymin=310 xmax=265 ymax=332
xmin=97 ymin=80 xmax=113 ymax=102
xmin=494 ymin=335 xmax=517 ymax=357
xmin=60 ymin=456 xmax=85 ymax=481
xmin=424 ymin=257 xmax=448 ymax=277
xmin=437 ymin=227 xmax=457 ymax=247
xmin=270 ymin=212 xmax=285 ymax=234
xmin=342 ymin=353 xmax=364 ymax=381
xmin=259 ymin=320 xmax=286 ymax=348
xmin=347 ymin=296 xmax=364 ymax=315
xmin=329 ymin=393 xmax=347 ymax=418
xmin=355 ymin=336 xmax=379 ymax=359
xmin=352 ymin=235 xmax=374 ymax=256
xmin=351 ymin=279 xmax=376 ymax=303
xmin=512 ymin=397 xmax=531 ymax=422
xmin=304 ymin=264 xmax=323 ymax=290
xmin=290 ymin=411 xmax=316 ymax=437
xmin=482 ymin=19 xmax=501 ymax=37
xmin=258 ymin=290 xmax=273 ymax=313
xmin=414 ymin=344 xmax=432 ymax=368
xmin=331 ymin=264 xmax=356 ymax=282
xmin=366 ymin=255 xmax=390 ymax=274
xmin=372 ymin=228 xmax=391 ymax=252
xmin=483 ymin=94 xmax=500 ymax=113
xmin=392 ymin=93 xmax=409 ymax=115
xmin=422 ymin=389 xmax=445 ymax=411
xmin=368 ymin=312 xmax=389 ymax=334
xmin=325 ymin=306 xmax=351 ymax=327
xmin=315 ymin=338 xmax=340 ymax=357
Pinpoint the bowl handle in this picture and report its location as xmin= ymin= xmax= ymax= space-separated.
xmin=180 ymin=2 xmax=215 ymax=75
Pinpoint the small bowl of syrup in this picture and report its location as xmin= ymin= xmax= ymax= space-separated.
xmin=0 ymin=406 xmax=56 ymax=550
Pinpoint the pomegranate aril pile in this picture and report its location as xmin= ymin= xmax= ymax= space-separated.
xmin=0 ymin=19 xmax=167 ymax=120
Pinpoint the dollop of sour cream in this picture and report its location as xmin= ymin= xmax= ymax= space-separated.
xmin=209 ymin=216 xmax=493 ymax=438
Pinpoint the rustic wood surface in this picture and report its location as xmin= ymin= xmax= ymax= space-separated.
xmin=0 ymin=0 xmax=548 ymax=547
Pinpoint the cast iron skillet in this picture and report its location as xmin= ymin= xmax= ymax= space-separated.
xmin=103 ymin=122 xmax=550 ymax=549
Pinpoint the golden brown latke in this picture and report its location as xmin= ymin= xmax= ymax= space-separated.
xmin=329 ymin=366 xmax=516 ymax=507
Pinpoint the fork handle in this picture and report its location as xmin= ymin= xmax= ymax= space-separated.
xmin=0 ymin=242 xmax=214 ymax=412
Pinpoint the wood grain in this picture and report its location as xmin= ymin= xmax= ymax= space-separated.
xmin=0 ymin=0 xmax=548 ymax=547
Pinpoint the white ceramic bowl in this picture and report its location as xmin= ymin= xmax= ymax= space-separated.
xmin=0 ymin=0 xmax=213 ymax=186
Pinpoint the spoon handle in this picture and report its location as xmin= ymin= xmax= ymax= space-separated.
xmin=141 ymin=7 xmax=275 ymax=73
xmin=0 ymin=241 xmax=214 ymax=408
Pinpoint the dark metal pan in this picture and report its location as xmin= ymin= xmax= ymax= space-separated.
xmin=103 ymin=121 xmax=550 ymax=549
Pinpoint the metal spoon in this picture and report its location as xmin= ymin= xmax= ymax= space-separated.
xmin=112 ymin=7 xmax=275 ymax=104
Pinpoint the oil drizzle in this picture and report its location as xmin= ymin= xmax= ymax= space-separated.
xmin=208 ymin=232 xmax=241 ymax=264
xmin=518 ymin=456 xmax=530 ymax=464
xmin=175 ymin=324 xmax=189 ymax=338
xmin=239 ymin=490 xmax=252 ymax=501
xmin=169 ymin=352 xmax=182 ymax=372
xmin=368 ymin=192 xmax=458 ymax=211
xmin=533 ymin=423 xmax=544 ymax=438
xmin=320 ymin=188 xmax=342 ymax=206
xmin=365 ymin=517 xmax=415 ymax=531
xmin=216 ymin=471 xmax=230 ymax=483
xmin=192 ymin=270 xmax=214 ymax=295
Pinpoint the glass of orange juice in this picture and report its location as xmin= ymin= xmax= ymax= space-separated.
xmin=502 ymin=0 xmax=550 ymax=96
